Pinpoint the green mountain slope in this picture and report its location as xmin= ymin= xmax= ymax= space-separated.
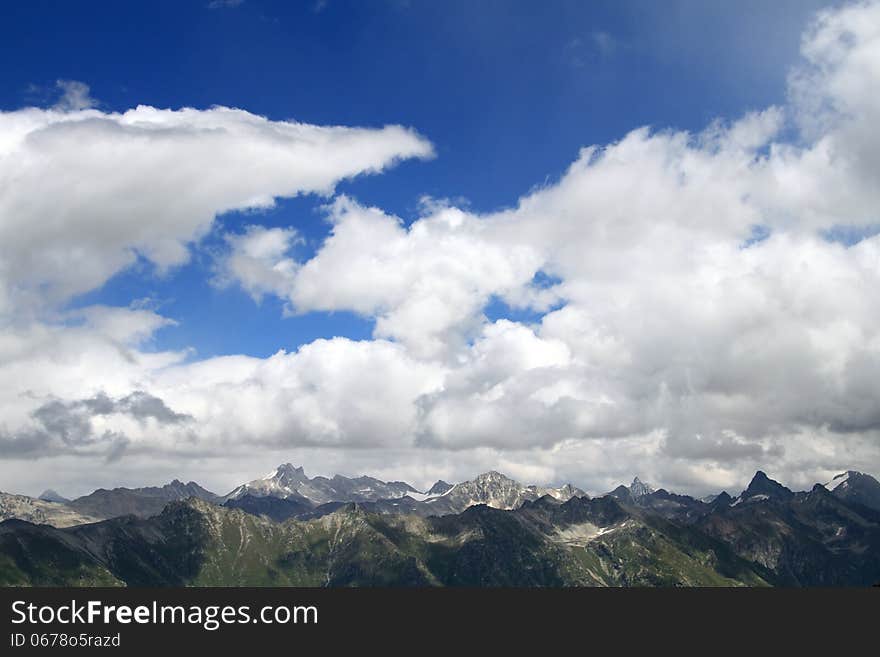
xmin=0 ymin=496 xmax=770 ymax=587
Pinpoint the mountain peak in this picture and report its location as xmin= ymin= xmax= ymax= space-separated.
xmin=461 ymin=471 xmax=520 ymax=492
xmin=475 ymin=470 xmax=509 ymax=481
xmin=741 ymin=471 xmax=793 ymax=501
xmin=427 ymin=480 xmax=453 ymax=496
xmin=228 ymin=465 xmax=419 ymax=505
xmin=630 ymin=477 xmax=654 ymax=499
xmin=271 ymin=463 xmax=306 ymax=478
xmin=824 ymin=471 xmax=860 ymax=491
xmin=164 ymin=480 xmax=214 ymax=496
xmin=266 ymin=464 xmax=309 ymax=488
xmin=469 ymin=471 xmax=519 ymax=487
xmin=823 ymin=470 xmax=880 ymax=512
xmin=607 ymin=484 xmax=634 ymax=503
xmin=701 ymin=491 xmax=734 ymax=508
xmin=37 ymin=489 xmax=69 ymax=504
xmin=444 ymin=471 xmax=543 ymax=511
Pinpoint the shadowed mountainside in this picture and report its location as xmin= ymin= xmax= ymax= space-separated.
xmin=0 ymin=495 xmax=774 ymax=587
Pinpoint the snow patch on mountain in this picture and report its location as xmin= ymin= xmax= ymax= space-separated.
xmin=824 ymin=472 xmax=851 ymax=491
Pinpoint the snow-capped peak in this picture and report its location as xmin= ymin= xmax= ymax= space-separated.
xmin=824 ymin=471 xmax=857 ymax=491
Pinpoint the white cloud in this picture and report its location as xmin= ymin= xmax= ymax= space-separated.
xmin=215 ymin=225 xmax=301 ymax=304
xmin=224 ymin=196 xmax=554 ymax=359
xmin=152 ymin=336 xmax=445 ymax=452
xmin=0 ymin=101 xmax=433 ymax=316
xmin=0 ymin=311 xmax=447 ymax=464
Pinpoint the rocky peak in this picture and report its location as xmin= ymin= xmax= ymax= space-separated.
xmin=267 ymin=464 xmax=310 ymax=489
xmin=38 ymin=489 xmax=69 ymax=504
xmin=272 ymin=463 xmax=307 ymax=479
xmin=741 ymin=471 xmax=793 ymax=501
xmin=427 ymin=480 xmax=453 ymax=496
xmin=474 ymin=471 xmax=511 ymax=483
xmin=606 ymin=485 xmax=635 ymax=504
xmin=629 ymin=477 xmax=654 ymax=499
xmin=552 ymin=483 xmax=589 ymax=500
xmin=823 ymin=471 xmax=880 ymax=512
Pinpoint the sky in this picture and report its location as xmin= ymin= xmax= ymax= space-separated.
xmin=1 ymin=0 xmax=879 ymax=498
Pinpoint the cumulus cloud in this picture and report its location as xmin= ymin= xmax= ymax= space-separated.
xmin=215 ymin=225 xmax=301 ymax=304
xmin=220 ymin=196 xmax=555 ymax=359
xmin=0 ymin=100 xmax=432 ymax=315
xmin=16 ymin=391 xmax=192 ymax=459
xmin=3 ymin=3 xmax=880 ymax=497
xmin=0 ymin=306 xmax=442 ymax=462
xmin=34 ymin=391 xmax=191 ymax=431
xmin=153 ymin=338 xmax=444 ymax=451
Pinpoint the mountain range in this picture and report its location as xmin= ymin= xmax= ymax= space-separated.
xmin=222 ymin=469 xmax=592 ymax=522
xmin=66 ymin=479 xmax=221 ymax=519
xmin=2 ymin=466 xmax=880 ymax=586
xmin=224 ymin=464 xmax=421 ymax=505
xmin=0 ymin=495 xmax=770 ymax=587
xmin=0 ymin=466 xmax=588 ymax=524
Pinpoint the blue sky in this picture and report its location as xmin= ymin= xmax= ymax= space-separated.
xmin=0 ymin=0 xmax=835 ymax=359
